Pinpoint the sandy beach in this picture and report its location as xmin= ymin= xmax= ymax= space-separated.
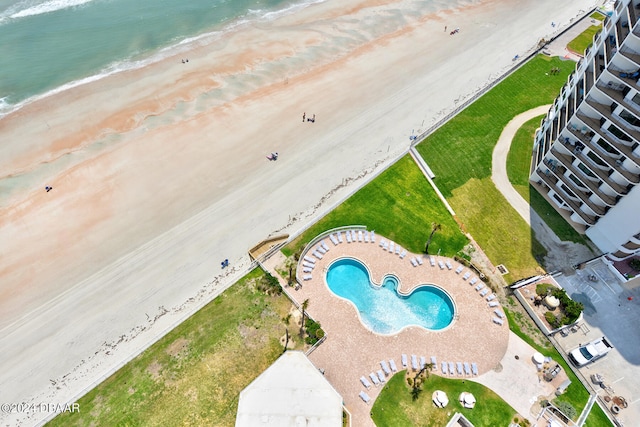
xmin=0 ymin=0 xmax=596 ymax=424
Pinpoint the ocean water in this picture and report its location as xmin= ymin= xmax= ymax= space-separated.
xmin=0 ymin=0 xmax=321 ymax=116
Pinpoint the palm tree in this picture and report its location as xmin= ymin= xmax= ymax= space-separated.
xmin=299 ymin=299 xmax=310 ymax=337
xmin=425 ymin=223 xmax=441 ymax=254
xmin=410 ymin=363 xmax=434 ymax=400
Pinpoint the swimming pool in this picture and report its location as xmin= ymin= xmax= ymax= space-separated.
xmin=325 ymin=258 xmax=455 ymax=334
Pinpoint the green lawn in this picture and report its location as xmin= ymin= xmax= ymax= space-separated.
xmin=371 ymin=371 xmax=518 ymax=427
xmin=48 ymin=269 xmax=297 ymax=427
xmin=585 ymin=402 xmax=614 ymax=427
xmin=567 ymin=25 xmax=602 ymax=55
xmin=507 ymin=116 xmax=591 ymax=246
xmin=415 ymin=55 xmax=572 ymax=280
xmin=284 ymin=155 xmax=469 ymax=258
xmin=590 ymin=11 xmax=606 ymax=21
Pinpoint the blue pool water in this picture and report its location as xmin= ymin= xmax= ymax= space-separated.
xmin=325 ymin=258 xmax=455 ymax=334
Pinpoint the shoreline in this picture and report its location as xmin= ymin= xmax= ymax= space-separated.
xmin=0 ymin=0 xmax=596 ymax=425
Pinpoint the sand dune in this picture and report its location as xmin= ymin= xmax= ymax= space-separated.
xmin=0 ymin=0 xmax=595 ymax=425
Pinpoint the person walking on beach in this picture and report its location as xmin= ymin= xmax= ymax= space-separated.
xmin=303 ymin=112 xmax=306 ymax=122
xmin=445 ymin=26 xmax=447 ymax=32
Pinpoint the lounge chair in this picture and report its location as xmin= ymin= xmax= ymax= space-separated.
xmin=469 ymin=277 xmax=478 ymax=285
xmin=359 ymin=391 xmax=371 ymax=403
xmin=322 ymin=240 xmax=330 ymax=251
xmin=430 ymin=256 xmax=436 ymax=266
xmin=380 ymin=360 xmax=391 ymax=375
xmin=486 ymin=294 xmax=496 ymax=302
xmin=401 ymin=354 xmax=408 ymax=368
xmin=457 ymin=362 xmax=463 ymax=375
xmin=330 ymin=234 xmax=339 ymax=246
xmin=303 ymin=267 xmax=312 ymax=273
xmin=438 ymin=260 xmax=445 ymax=269
xmin=455 ymin=265 xmax=464 ymax=274
xmin=431 ymin=356 xmax=437 ymax=370
xmin=303 ymin=274 xmax=312 ymax=281
xmin=479 ymin=289 xmax=489 ymax=297
xmin=388 ymin=242 xmax=395 ymax=253
xmin=446 ymin=260 xmax=453 ymax=270
xmin=382 ymin=241 xmax=389 ymax=250
xmin=471 ymin=363 xmax=478 ymax=375
xmin=358 ymin=230 xmax=364 ymax=242
xmin=369 ymin=372 xmax=380 ymax=385
xmin=410 ymin=257 xmax=418 ymax=267
xmin=462 ymin=272 xmax=471 ymax=280
xmin=420 ymin=356 xmax=426 ymax=369
xmin=317 ymin=245 xmax=326 ymax=254
xmin=377 ymin=370 xmax=386 ymax=383
xmin=360 ymin=376 xmax=372 ymax=389
xmin=379 ymin=238 xmax=385 ymax=247
xmin=494 ymin=310 xmax=505 ymax=318
xmin=395 ymin=245 xmax=401 ymax=255
xmin=441 ymin=362 xmax=448 ymax=375
xmin=488 ymin=301 xmax=499 ymax=307
xmin=400 ymin=250 xmax=407 ymax=259
xmin=464 ymin=362 xmax=471 ymax=376
xmin=492 ymin=317 xmax=504 ymax=325
xmin=389 ymin=359 xmax=397 ymax=372
xmin=449 ymin=362 xmax=455 ymax=376
xmin=411 ymin=355 xmax=419 ymax=370
xmin=475 ymin=283 xmax=484 ymax=291
xmin=303 ymin=255 xmax=315 ymax=264
xmin=370 ymin=230 xmax=376 ymax=242
xmin=346 ymin=232 xmax=352 ymax=243
xmin=302 ymin=261 xmax=314 ymax=269
xmin=363 ymin=231 xmax=369 ymax=243
xmin=313 ymin=251 xmax=323 ymax=260
xmin=337 ymin=231 xmax=343 ymax=243
xmin=416 ymin=256 xmax=423 ymax=265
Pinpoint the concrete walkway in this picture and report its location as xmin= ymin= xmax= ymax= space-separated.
xmin=490 ymin=106 xmax=595 ymax=273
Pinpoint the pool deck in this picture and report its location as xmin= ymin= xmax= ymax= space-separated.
xmin=294 ymin=232 xmax=510 ymax=426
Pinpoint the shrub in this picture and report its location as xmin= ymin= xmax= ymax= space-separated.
xmin=555 ymin=401 xmax=577 ymax=421
xmin=259 ymin=272 xmax=282 ymax=295
xmin=536 ymin=283 xmax=555 ymax=296
xmin=545 ymin=311 xmax=560 ymax=329
xmin=551 ymin=288 xmax=583 ymax=324
xmin=304 ymin=318 xmax=323 ymax=345
xmin=629 ymin=258 xmax=640 ymax=271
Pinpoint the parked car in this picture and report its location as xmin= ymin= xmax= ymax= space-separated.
xmin=568 ymin=336 xmax=614 ymax=367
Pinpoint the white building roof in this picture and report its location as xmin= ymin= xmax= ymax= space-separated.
xmin=235 ymin=351 xmax=343 ymax=427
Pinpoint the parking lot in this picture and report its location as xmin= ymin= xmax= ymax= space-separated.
xmin=552 ymin=258 xmax=640 ymax=426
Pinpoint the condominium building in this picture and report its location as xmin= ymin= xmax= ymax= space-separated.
xmin=530 ymin=0 xmax=640 ymax=261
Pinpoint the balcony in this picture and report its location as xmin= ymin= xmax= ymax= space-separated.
xmin=596 ymin=81 xmax=640 ymax=115
xmin=629 ymin=0 xmax=638 ymax=27
xmin=616 ymin=13 xmax=631 ymax=40
xmin=551 ymin=148 xmax=618 ymax=205
xmin=583 ymin=97 xmax=640 ymax=143
xmin=536 ymin=169 xmax=597 ymax=225
xmin=544 ymin=160 xmax=607 ymax=216
xmin=557 ymin=136 xmax=629 ymax=194
xmin=618 ymin=47 xmax=640 ymax=67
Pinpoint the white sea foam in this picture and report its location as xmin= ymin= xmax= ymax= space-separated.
xmin=1 ymin=0 xmax=96 ymax=22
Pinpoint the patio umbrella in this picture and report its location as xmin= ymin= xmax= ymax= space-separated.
xmin=463 ymin=393 xmax=476 ymax=408
xmin=436 ymin=390 xmax=448 ymax=407
xmin=533 ymin=352 xmax=545 ymax=365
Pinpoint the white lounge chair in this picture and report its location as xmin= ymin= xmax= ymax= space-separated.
xmin=360 ymin=376 xmax=372 ymax=389
xmin=471 ymin=363 xmax=478 ymax=375
xmin=486 ymin=294 xmax=496 ymax=302
xmin=411 ymin=355 xmax=418 ymax=370
xmin=303 ymin=274 xmax=312 ymax=281
xmin=416 ymin=256 xmax=423 ymax=265
xmin=400 ymin=250 xmax=407 ymax=259
xmin=329 ymin=234 xmax=339 ymax=246
xmin=389 ymin=359 xmax=397 ymax=372
xmin=462 ymin=272 xmax=471 ymax=280
xmin=383 ymin=241 xmax=389 ymax=250
xmin=438 ymin=260 xmax=445 ymax=270
xmin=377 ymin=370 xmax=386 ymax=383
xmin=346 ymin=232 xmax=352 ymax=243
xmin=380 ymin=360 xmax=391 ymax=375
xmin=359 ymin=391 xmax=371 ymax=403
xmin=441 ymin=362 xmax=448 ymax=375
xmin=358 ymin=230 xmax=364 ymax=242
xmin=492 ymin=317 xmax=504 ymax=325
xmin=469 ymin=277 xmax=478 ymax=285
xmin=303 ymin=267 xmax=312 ymax=273
xmin=457 ymin=362 xmax=464 ymax=375
xmin=369 ymin=372 xmax=380 ymax=385
xmin=449 ymin=362 xmax=455 ymax=376
xmin=488 ymin=301 xmax=499 ymax=307
xmin=479 ymin=289 xmax=489 ymax=297
xmin=494 ymin=310 xmax=505 ymax=318
xmin=370 ymin=230 xmax=376 ymax=243
xmin=446 ymin=260 xmax=453 ymax=270
xmin=410 ymin=257 xmax=418 ymax=267
xmin=431 ymin=356 xmax=437 ymax=370
xmin=302 ymin=261 xmax=314 ymax=269
xmin=313 ymin=251 xmax=323 ymax=260
xmin=395 ymin=245 xmax=401 ymax=255
xmin=337 ymin=231 xmax=343 ymax=243
xmin=388 ymin=242 xmax=395 ymax=253
xmin=364 ymin=231 xmax=370 ymax=243
xmin=317 ymin=245 xmax=326 ymax=254
xmin=420 ymin=356 xmax=426 ymax=369
xmin=464 ymin=362 xmax=471 ymax=376
xmin=475 ymin=283 xmax=485 ymax=291
xmin=455 ymin=265 xmax=464 ymax=274
xmin=303 ymin=255 xmax=315 ymax=264
xmin=429 ymin=256 xmax=436 ymax=266
xmin=401 ymin=354 xmax=408 ymax=368
xmin=321 ymin=241 xmax=329 ymax=251
xmin=379 ymin=238 xmax=385 ymax=247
